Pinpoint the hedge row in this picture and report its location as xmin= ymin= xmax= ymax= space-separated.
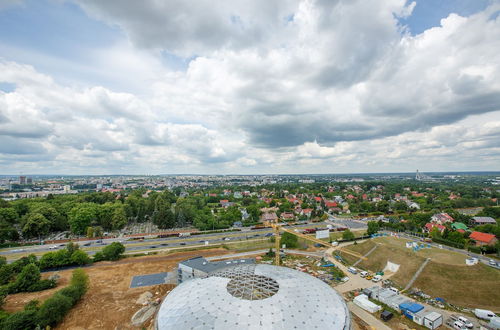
xmin=0 ymin=268 xmax=89 ymax=329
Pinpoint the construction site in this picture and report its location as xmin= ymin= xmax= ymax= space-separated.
xmin=2 ymin=221 xmax=499 ymax=329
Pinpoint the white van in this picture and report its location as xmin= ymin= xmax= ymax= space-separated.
xmin=359 ymin=271 xmax=368 ymax=278
xmin=453 ymin=321 xmax=465 ymax=330
xmin=389 ymin=287 xmax=399 ymax=295
xmin=347 ymin=267 xmax=357 ymax=274
xmin=457 ymin=316 xmax=473 ymax=329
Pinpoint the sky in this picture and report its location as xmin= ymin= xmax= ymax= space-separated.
xmin=0 ymin=0 xmax=499 ymax=175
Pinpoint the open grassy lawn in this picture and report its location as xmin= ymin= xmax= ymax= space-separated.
xmin=372 ymin=236 xmax=466 ymax=265
xmin=413 ymin=261 xmax=500 ymax=311
xmin=356 ymin=244 xmax=427 ymax=288
xmin=223 ymin=239 xmax=273 ymax=251
xmin=337 ymin=240 xmax=376 ymax=265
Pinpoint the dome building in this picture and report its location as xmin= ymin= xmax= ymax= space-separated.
xmin=156 ymin=262 xmax=351 ymax=329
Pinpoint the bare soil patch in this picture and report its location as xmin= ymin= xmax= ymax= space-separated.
xmin=3 ymin=248 xmax=229 ymax=330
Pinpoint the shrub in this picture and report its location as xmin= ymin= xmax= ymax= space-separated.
xmin=35 ymin=268 xmax=88 ymax=328
xmin=27 ymin=279 xmax=56 ymax=292
xmin=101 ymin=242 xmax=125 ymax=261
xmin=93 ymin=251 xmax=104 ymax=262
xmin=23 ymin=299 xmax=39 ymax=311
xmin=11 ymin=263 xmax=40 ymax=293
xmin=36 ymin=293 xmax=72 ymax=327
xmin=39 ymin=251 xmax=58 ymax=270
xmin=1 ymin=310 xmax=37 ymax=330
xmin=70 ymin=249 xmax=91 ymax=266
xmin=0 ymin=264 xmax=14 ymax=285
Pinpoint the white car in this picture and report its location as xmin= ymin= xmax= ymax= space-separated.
xmin=452 ymin=320 xmax=466 ymax=330
xmin=457 ymin=316 xmax=473 ymax=329
xmin=372 ymin=275 xmax=382 ymax=282
xmin=489 ymin=259 xmax=497 ymax=266
xmin=359 ymin=271 xmax=368 ymax=278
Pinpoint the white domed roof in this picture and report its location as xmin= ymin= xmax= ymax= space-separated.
xmin=156 ymin=264 xmax=350 ymax=330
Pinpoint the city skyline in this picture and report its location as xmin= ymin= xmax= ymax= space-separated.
xmin=1 ymin=0 xmax=500 ymax=174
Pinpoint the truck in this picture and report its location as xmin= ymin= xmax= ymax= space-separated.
xmin=178 ymin=232 xmax=191 ymax=238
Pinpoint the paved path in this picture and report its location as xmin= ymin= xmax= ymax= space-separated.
xmin=353 ymin=245 xmax=378 ymax=267
xmin=347 ymin=302 xmax=391 ymax=330
xmin=404 ymin=257 xmax=431 ymax=291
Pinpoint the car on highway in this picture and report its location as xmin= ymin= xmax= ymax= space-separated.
xmin=264 ymin=233 xmax=273 ymax=237
xmin=224 ymin=237 xmax=231 ymax=241
xmin=150 ymin=246 xmax=157 ymax=249
xmin=180 ymin=242 xmax=186 ymax=245
xmin=489 ymin=259 xmax=496 ymax=266
xmin=160 ymin=243 xmax=168 ymax=246
xmin=83 ymin=242 xmax=91 ymax=246
xmin=49 ymin=245 xmax=58 ymax=250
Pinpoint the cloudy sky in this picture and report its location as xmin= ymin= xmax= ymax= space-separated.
xmin=0 ymin=0 xmax=499 ymax=175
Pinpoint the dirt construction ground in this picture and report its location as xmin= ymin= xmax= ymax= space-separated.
xmin=3 ymin=248 xmax=233 ymax=329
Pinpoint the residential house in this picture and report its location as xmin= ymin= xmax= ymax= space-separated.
xmin=220 ymin=200 xmax=234 ymax=208
xmin=469 ymin=231 xmax=498 ymax=246
xmin=423 ymin=223 xmax=446 ymax=234
xmin=470 ymin=216 xmax=497 ymax=226
xmin=407 ymin=202 xmax=420 ymax=210
xmin=451 ymin=222 xmax=468 ymax=231
xmin=301 ymin=208 xmax=313 ymax=217
xmin=261 ymin=212 xmax=278 ymax=223
xmin=281 ymin=212 xmax=295 ymax=221
xmin=430 ymin=213 xmax=454 ymax=225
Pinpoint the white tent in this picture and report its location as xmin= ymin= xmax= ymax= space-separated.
xmin=353 ymin=294 xmax=382 ymax=313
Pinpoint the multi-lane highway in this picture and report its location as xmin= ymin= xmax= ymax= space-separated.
xmin=1 ymin=221 xmax=342 ymax=261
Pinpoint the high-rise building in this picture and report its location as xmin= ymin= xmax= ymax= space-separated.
xmin=26 ymin=177 xmax=33 ymax=184
xmin=19 ymin=176 xmax=26 ymax=184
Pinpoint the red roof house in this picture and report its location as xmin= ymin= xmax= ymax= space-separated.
xmin=423 ymin=223 xmax=446 ymax=234
xmin=469 ymin=231 xmax=498 ymax=246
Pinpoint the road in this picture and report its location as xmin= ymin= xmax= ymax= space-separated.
xmin=0 ymin=222 xmax=332 ymax=261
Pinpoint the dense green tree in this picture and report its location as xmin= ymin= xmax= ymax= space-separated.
xmin=0 ymin=221 xmax=19 ymax=242
xmin=111 ymin=205 xmax=127 ymax=230
xmin=367 ymin=221 xmax=380 ymax=236
xmin=22 ymin=213 xmax=51 ymax=238
xmin=342 ymin=229 xmax=355 ymax=240
xmin=152 ymin=196 xmax=172 ymax=229
xmin=0 ymin=208 xmax=18 ymax=224
xmin=280 ymin=231 xmax=298 ymax=248
xmin=29 ymin=203 xmax=67 ymax=231
xmin=68 ymin=204 xmax=98 ymax=234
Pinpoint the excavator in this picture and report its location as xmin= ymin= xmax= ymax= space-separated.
xmin=264 ymin=220 xmax=366 ymax=265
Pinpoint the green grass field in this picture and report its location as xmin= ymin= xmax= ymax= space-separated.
xmin=341 ymin=236 xmax=500 ymax=310
xmin=413 ymin=261 xmax=500 ymax=311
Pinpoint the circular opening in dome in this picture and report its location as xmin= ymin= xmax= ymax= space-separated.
xmin=226 ymin=274 xmax=279 ymax=300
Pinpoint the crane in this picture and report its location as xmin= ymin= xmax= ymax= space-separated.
xmin=265 ymin=220 xmax=366 ymax=265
